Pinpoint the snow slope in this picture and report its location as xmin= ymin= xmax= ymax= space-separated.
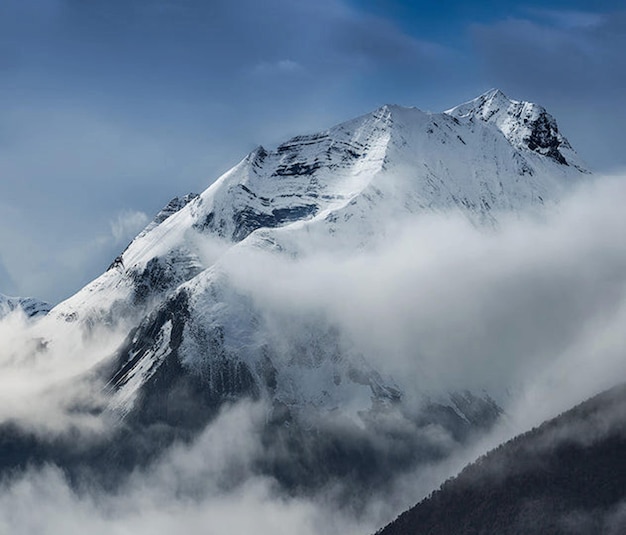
xmin=35 ymin=89 xmax=589 ymax=423
xmin=0 ymin=293 xmax=51 ymax=319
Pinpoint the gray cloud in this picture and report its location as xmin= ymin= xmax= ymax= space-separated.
xmin=524 ymin=8 xmax=606 ymax=29
xmin=0 ymin=309 xmax=128 ymax=435
xmin=221 ymin=175 xmax=626 ymax=416
xmin=0 ymin=172 xmax=625 ymax=533
xmin=252 ymin=59 xmax=306 ymax=77
xmin=0 ymin=401 xmax=370 ymax=535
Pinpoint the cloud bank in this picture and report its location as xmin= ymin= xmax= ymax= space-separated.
xmin=223 ymin=174 xmax=626 ymax=416
xmin=0 ymin=173 xmax=625 ymax=533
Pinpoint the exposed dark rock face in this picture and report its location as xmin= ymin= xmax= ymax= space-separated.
xmin=192 ymin=195 xmax=319 ymax=242
xmin=419 ymin=392 xmax=502 ymax=443
xmin=109 ymin=290 xmax=260 ymax=432
xmin=230 ymin=204 xmax=318 ymax=242
xmin=129 ymin=256 xmax=203 ymax=306
xmin=151 ymin=193 xmax=200 ymax=227
xmin=525 ymin=111 xmax=569 ymax=165
xmin=0 ymin=295 xmax=51 ymax=318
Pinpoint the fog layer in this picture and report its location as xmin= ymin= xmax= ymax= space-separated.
xmin=0 ymin=174 xmax=625 ymax=533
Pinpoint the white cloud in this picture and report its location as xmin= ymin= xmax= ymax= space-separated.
xmin=0 ymin=402 xmax=369 ymax=535
xmin=0 ymin=308 xmax=128 ymax=435
xmin=0 ymin=172 xmax=626 ymax=533
xmin=110 ymin=210 xmax=149 ymax=244
xmin=222 ymin=173 xmax=626 ymax=418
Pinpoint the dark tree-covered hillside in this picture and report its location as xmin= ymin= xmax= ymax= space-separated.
xmin=377 ymin=384 xmax=626 ymax=535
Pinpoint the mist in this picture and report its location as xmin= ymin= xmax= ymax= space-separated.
xmin=0 ymin=310 xmax=131 ymax=436
xmin=0 ymin=402 xmax=369 ymax=535
xmin=223 ymin=173 xmax=626 ymax=419
xmin=0 ymin=173 xmax=625 ymax=533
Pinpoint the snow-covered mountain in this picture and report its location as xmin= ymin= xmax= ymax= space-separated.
xmin=48 ymin=88 xmax=588 ymax=329
xmin=0 ymin=293 xmax=51 ymax=319
xmin=11 ymin=89 xmax=591 ymax=491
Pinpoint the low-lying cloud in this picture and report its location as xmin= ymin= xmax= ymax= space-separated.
xmin=0 ymin=310 xmax=128 ymax=435
xmin=0 ymin=402 xmax=368 ymax=535
xmin=0 ymin=173 xmax=625 ymax=533
xmin=225 ymin=174 xmax=626 ymax=420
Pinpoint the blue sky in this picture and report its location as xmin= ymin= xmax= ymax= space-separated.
xmin=1 ymin=0 xmax=625 ymax=303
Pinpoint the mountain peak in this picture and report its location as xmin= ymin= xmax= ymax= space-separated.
xmin=480 ymin=87 xmax=510 ymax=103
xmin=31 ymin=91 xmax=593 ymax=497
xmin=446 ymin=88 xmax=516 ymax=118
xmin=446 ymin=89 xmax=584 ymax=168
xmin=484 ymin=87 xmax=507 ymax=99
xmin=462 ymin=88 xmax=513 ymax=113
xmin=52 ymin=88 xmax=590 ymax=333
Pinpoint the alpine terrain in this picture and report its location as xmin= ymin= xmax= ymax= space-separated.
xmin=0 ymin=293 xmax=51 ymax=319
xmin=0 ymin=89 xmax=592 ymax=501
